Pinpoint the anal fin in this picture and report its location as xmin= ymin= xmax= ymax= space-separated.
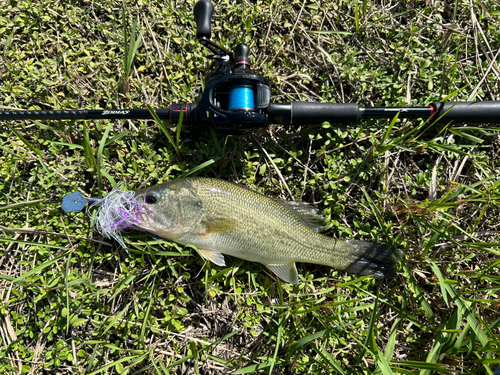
xmin=198 ymin=248 xmax=226 ymax=267
xmin=266 ymin=263 xmax=299 ymax=284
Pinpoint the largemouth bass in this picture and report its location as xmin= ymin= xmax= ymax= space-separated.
xmin=134 ymin=177 xmax=401 ymax=284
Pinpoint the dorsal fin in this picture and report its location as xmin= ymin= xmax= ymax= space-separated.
xmin=276 ymin=199 xmax=326 ymax=232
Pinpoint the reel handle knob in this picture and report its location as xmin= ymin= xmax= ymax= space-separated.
xmin=194 ymin=0 xmax=214 ymax=42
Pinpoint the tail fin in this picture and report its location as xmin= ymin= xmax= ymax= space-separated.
xmin=342 ymin=240 xmax=403 ymax=279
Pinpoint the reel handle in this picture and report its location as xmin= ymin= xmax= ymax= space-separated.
xmin=194 ymin=0 xmax=214 ymax=41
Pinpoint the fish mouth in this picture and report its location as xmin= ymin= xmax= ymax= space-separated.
xmin=133 ymin=211 xmax=157 ymax=233
xmin=132 ymin=193 xmax=157 ymax=233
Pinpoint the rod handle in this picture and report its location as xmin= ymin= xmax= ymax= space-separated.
xmin=432 ymin=101 xmax=500 ymax=123
xmin=268 ymin=102 xmax=359 ymax=125
xmin=194 ymin=0 xmax=213 ymax=41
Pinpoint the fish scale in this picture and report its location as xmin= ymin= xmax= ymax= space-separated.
xmin=135 ymin=177 xmax=402 ymax=284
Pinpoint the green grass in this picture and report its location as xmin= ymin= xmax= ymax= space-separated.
xmin=1 ymin=0 xmax=500 ymax=374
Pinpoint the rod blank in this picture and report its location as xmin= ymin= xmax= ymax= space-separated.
xmin=0 ymin=109 xmax=170 ymax=120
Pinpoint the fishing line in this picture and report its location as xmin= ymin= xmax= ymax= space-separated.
xmin=228 ymin=84 xmax=255 ymax=111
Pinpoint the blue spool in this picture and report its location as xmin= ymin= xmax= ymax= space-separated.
xmin=228 ymin=86 xmax=255 ymax=111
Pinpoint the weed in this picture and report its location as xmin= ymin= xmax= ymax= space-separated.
xmin=1 ymin=0 xmax=499 ymax=374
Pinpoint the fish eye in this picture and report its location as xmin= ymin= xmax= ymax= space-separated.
xmin=145 ymin=194 xmax=158 ymax=204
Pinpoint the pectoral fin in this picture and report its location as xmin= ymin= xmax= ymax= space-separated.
xmin=198 ymin=248 xmax=226 ymax=266
xmin=202 ymin=218 xmax=241 ymax=235
xmin=266 ymin=263 xmax=299 ymax=284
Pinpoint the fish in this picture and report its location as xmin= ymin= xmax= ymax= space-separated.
xmin=134 ymin=177 xmax=402 ymax=284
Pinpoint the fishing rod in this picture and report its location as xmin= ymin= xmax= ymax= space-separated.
xmin=2 ymin=0 xmax=500 ymax=134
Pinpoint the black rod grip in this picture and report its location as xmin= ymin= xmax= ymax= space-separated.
xmin=194 ymin=0 xmax=213 ymax=41
xmin=431 ymin=101 xmax=500 ymax=123
xmin=268 ymin=102 xmax=359 ymax=125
